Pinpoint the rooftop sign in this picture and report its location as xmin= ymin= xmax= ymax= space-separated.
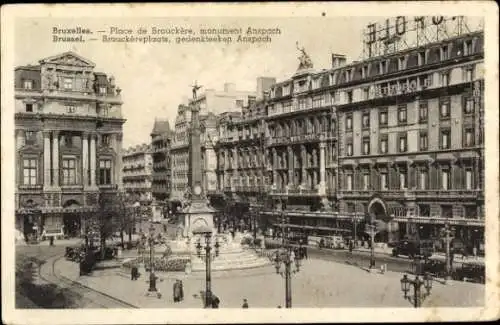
xmin=363 ymin=16 xmax=484 ymax=59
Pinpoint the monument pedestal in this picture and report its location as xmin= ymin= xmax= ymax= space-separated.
xmin=179 ymin=201 xmax=217 ymax=238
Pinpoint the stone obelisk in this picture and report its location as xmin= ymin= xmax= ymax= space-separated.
xmin=179 ymin=82 xmax=216 ymax=238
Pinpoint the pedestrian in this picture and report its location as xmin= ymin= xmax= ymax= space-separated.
xmin=349 ymin=240 xmax=354 ymax=253
xmin=179 ymin=280 xmax=184 ymax=301
xmin=242 ymin=298 xmax=249 ymax=308
xmin=131 ymin=264 xmax=139 ymax=280
xmin=173 ymin=280 xmax=180 ymax=302
xmin=49 ymin=236 xmax=54 ymax=246
xmin=211 ymin=295 xmax=220 ymax=308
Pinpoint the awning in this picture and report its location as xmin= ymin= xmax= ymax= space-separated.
xmin=341 ymin=159 xmax=357 ymax=167
xmin=17 ymin=206 xmax=98 ymax=214
xmin=457 ymin=151 xmax=479 ymax=160
xmin=412 ymin=154 xmax=434 ymax=164
xmin=394 ymin=156 xmax=412 ymax=164
xmin=358 ymin=158 xmax=374 ymax=166
xmin=434 ymin=152 xmax=457 ymax=162
xmin=272 ymin=223 xmax=351 ymax=233
xmin=374 ymin=157 xmax=391 ymax=165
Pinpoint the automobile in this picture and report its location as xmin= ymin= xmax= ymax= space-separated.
xmin=392 ymin=240 xmax=434 ymax=259
xmin=421 ymin=259 xmax=447 ymax=277
xmin=454 ymin=262 xmax=485 ymax=283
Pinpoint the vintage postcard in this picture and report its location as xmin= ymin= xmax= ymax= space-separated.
xmin=1 ymin=2 xmax=499 ymax=324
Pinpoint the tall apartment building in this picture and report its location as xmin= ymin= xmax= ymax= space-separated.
xmin=169 ymin=83 xmax=258 ymax=212
xmin=15 ymin=51 xmax=126 ymax=239
xmin=211 ymin=78 xmax=275 ymax=230
xmin=208 ymin=23 xmax=485 ymax=251
xmin=122 ymin=143 xmax=153 ymax=202
xmin=150 ymin=119 xmax=172 ymax=202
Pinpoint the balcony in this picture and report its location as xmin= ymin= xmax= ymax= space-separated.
xmin=412 ymin=189 xmax=482 ymax=200
xmin=270 ymin=187 xmax=319 ymax=196
xmin=61 ymin=184 xmax=84 ymax=192
xmin=17 ymin=184 xmax=43 ymax=191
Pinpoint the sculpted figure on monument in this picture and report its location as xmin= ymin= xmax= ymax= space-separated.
xmin=191 ymin=80 xmax=203 ymax=100
xmin=296 ymin=41 xmax=314 ymax=70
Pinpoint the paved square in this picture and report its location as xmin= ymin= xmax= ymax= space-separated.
xmin=58 ymin=257 xmax=484 ymax=308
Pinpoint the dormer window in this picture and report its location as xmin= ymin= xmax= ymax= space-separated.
xmin=463 ymin=39 xmax=473 ymax=56
xmin=417 ymin=51 xmax=426 ymax=66
xmin=23 ymin=80 xmax=33 ymax=90
xmin=440 ymin=45 xmax=449 ymax=61
xmin=398 ymin=57 xmax=406 ymax=70
xmin=362 ymin=66 xmax=369 ymax=79
xmin=378 ymin=60 xmax=386 ymax=75
xmin=63 ymin=78 xmax=73 ymax=90
xmin=344 ymin=70 xmax=351 ymax=83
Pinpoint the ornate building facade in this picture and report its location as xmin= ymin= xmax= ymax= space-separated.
xmin=150 ymin=119 xmax=172 ymax=203
xmin=15 ymin=51 xmax=125 ymax=239
xmin=122 ymin=143 xmax=153 ymax=202
xmin=169 ymin=83 xmax=258 ymax=213
xmin=207 ymin=29 xmax=485 ymax=252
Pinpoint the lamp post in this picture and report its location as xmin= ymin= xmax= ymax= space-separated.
xmin=193 ymin=225 xmax=220 ymax=308
xmin=443 ymin=220 xmax=455 ymax=282
xmin=146 ymin=223 xmax=161 ymax=297
xmin=273 ymin=212 xmax=304 ymax=308
xmin=400 ymin=272 xmax=433 ymax=308
xmin=366 ymin=223 xmax=376 ymax=269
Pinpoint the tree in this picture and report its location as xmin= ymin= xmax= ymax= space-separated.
xmin=96 ymin=191 xmax=129 ymax=260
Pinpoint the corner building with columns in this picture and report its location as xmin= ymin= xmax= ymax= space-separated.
xmin=213 ymin=22 xmax=485 ymax=253
xmin=14 ymin=51 xmax=125 ymax=239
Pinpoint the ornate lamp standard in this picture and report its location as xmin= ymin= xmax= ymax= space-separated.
xmin=400 ymin=272 xmax=433 ymax=308
xmin=273 ymin=212 xmax=304 ymax=308
xmin=193 ymin=225 xmax=220 ymax=308
xmin=145 ymin=223 xmax=161 ymax=297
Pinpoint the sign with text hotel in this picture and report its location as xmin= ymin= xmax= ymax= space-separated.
xmin=369 ymin=74 xmax=432 ymax=99
xmin=363 ymin=16 xmax=480 ymax=58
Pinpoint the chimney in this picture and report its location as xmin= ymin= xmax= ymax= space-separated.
xmin=256 ymin=77 xmax=276 ymax=100
xmin=331 ymin=54 xmax=347 ymax=68
xmin=224 ymin=83 xmax=236 ymax=93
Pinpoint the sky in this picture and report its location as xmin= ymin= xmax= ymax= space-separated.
xmin=14 ymin=15 xmax=483 ymax=148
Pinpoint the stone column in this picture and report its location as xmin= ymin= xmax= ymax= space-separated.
xmin=116 ymin=133 xmax=123 ymax=190
xmin=43 ymin=131 xmax=51 ymax=189
xmin=82 ymin=132 xmax=89 ymax=187
xmin=301 ymin=145 xmax=307 ymax=185
xmin=287 ymin=146 xmax=293 ymax=185
xmin=52 ymin=131 xmax=60 ymax=187
xmin=319 ymin=142 xmax=326 ymax=195
xmin=90 ymin=133 xmax=97 ymax=188
xmin=272 ymin=148 xmax=277 ymax=186
xmin=16 ymin=129 xmax=25 ymax=150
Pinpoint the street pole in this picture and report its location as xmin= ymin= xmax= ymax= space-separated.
xmin=285 ymin=258 xmax=292 ymax=308
xmin=414 ymin=280 xmax=421 ymax=308
xmin=444 ymin=223 xmax=452 ymax=281
xmin=353 ymin=212 xmax=357 ymax=247
xmin=205 ymin=234 xmax=212 ymax=308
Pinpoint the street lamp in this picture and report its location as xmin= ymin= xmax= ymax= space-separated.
xmin=193 ymin=225 xmax=220 ymax=308
xmin=146 ymin=223 xmax=161 ymax=298
xmin=400 ymin=272 xmax=433 ymax=308
xmin=273 ymin=212 xmax=304 ymax=308
xmin=366 ymin=223 xmax=376 ymax=270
